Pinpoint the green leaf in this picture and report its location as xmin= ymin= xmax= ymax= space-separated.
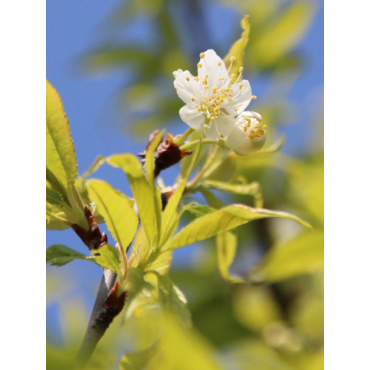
xmin=46 ymin=244 xmax=90 ymax=266
xmin=161 ymin=133 xmax=202 ymax=245
xmin=155 ymin=273 xmax=191 ymax=328
xmin=201 ymin=180 xmax=260 ymax=196
xmin=46 ymin=167 xmax=69 ymax=204
xmin=251 ymin=231 xmax=324 ymax=283
xmin=145 ymin=132 xmax=164 ymax=245
xmin=146 ymin=314 xmax=223 ymax=370
xmin=186 ymin=205 xmax=216 ymax=217
xmin=46 ymin=80 xmax=77 ymax=186
xmin=86 ymin=179 xmax=139 ymax=250
xmin=46 ymin=187 xmax=65 ymax=207
xmin=216 ymin=231 xmax=244 ymax=283
xmin=46 ymin=244 xmax=121 ymax=275
xmin=107 ymin=154 xmax=156 ymax=244
xmin=82 ymin=155 xmax=106 ymax=178
xmin=201 ymin=189 xmax=225 ymax=209
xmin=46 ymin=203 xmax=71 ymax=230
xmin=223 ymin=15 xmax=250 ymax=77
xmin=166 ymin=204 xmax=311 ymax=251
xmin=250 ymin=1 xmax=316 ymax=68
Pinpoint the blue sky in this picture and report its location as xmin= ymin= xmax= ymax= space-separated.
xmin=47 ymin=0 xmax=323 ymax=344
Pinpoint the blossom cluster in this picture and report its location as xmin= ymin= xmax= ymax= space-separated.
xmin=173 ymin=50 xmax=266 ymax=155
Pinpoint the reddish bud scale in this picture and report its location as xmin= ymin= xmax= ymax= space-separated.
xmin=92 ymin=281 xmax=127 ymax=335
xmin=138 ymin=131 xmax=192 ymax=178
xmin=71 ymin=205 xmax=108 ymax=250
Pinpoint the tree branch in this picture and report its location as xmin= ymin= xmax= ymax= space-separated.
xmin=75 ymin=269 xmax=118 ymax=368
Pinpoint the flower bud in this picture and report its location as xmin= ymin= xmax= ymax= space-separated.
xmin=226 ymin=112 xmax=266 ymax=156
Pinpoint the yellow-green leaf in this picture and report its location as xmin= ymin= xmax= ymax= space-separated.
xmin=251 ymin=1 xmax=316 ymax=68
xmin=145 ymin=132 xmax=164 ymax=245
xmin=46 ymin=80 xmax=77 ymax=185
xmin=223 ymin=15 xmax=250 ymax=77
xmin=46 ymin=244 xmax=121 ymax=275
xmin=161 ymin=133 xmax=202 ymax=245
xmin=86 ymin=179 xmax=139 ymax=250
xmin=146 ymin=314 xmax=223 ymax=370
xmin=251 ymin=230 xmax=324 ymax=282
xmin=216 ymin=231 xmax=244 ymax=283
xmin=107 ymin=154 xmax=156 ymax=243
xmin=166 ymin=204 xmax=311 ymax=250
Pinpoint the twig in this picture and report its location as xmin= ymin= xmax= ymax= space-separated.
xmin=75 ymin=269 xmax=118 ymax=368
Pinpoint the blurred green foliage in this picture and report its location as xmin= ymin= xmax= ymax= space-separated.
xmin=47 ymin=0 xmax=323 ymax=369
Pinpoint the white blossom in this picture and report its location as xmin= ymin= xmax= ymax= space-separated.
xmin=173 ymin=49 xmax=254 ymax=139
xmin=226 ymin=111 xmax=266 ymax=156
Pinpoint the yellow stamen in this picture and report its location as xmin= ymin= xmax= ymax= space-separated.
xmin=239 ymin=84 xmax=243 ymax=89
xmin=252 ymin=95 xmax=257 ymax=99
xmin=210 ymin=116 xmax=215 ymax=120
xmin=229 ymin=98 xmax=233 ymax=102
xmin=186 ymin=77 xmax=190 ymax=81
xmin=231 ymin=74 xmax=236 ymax=79
xmin=204 ymin=124 xmax=209 ymax=130
xmin=191 ymin=97 xmax=195 ymax=102
xmin=230 ymin=56 xmax=236 ymax=62
xmin=194 ymin=77 xmax=199 ymax=81
xmin=200 ymin=52 xmax=205 ymax=58
xmin=218 ymin=61 xmax=222 ymax=66
xmin=219 ymin=133 xmax=224 ymax=138
xmin=202 ymin=106 xmax=208 ymax=111
xmin=219 ymin=77 xmax=224 ymax=81
xmin=239 ymin=67 xmax=244 ymax=72
xmin=197 ymin=63 xmax=202 ymax=68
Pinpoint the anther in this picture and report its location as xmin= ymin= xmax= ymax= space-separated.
xmin=239 ymin=67 xmax=244 ymax=72
xmin=200 ymin=52 xmax=205 ymax=58
xmin=202 ymin=106 xmax=208 ymax=111
xmin=219 ymin=77 xmax=224 ymax=81
xmin=230 ymin=56 xmax=236 ymax=62
xmin=186 ymin=77 xmax=190 ymax=81
xmin=231 ymin=74 xmax=236 ymax=79
xmin=197 ymin=63 xmax=202 ymax=68
xmin=252 ymin=95 xmax=257 ymax=99
xmin=220 ymin=88 xmax=225 ymax=92
xmin=204 ymin=124 xmax=209 ymax=130
xmin=239 ymin=84 xmax=243 ymax=89
xmin=191 ymin=97 xmax=195 ymax=102
xmin=218 ymin=62 xmax=222 ymax=66
xmin=194 ymin=77 xmax=199 ymax=81
xmin=219 ymin=133 xmax=224 ymax=138
xmin=229 ymin=98 xmax=233 ymax=102
xmin=210 ymin=116 xmax=215 ymax=120
xmin=235 ymin=108 xmax=239 ymax=111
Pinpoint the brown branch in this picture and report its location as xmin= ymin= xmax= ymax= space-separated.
xmin=75 ymin=269 xmax=120 ymax=368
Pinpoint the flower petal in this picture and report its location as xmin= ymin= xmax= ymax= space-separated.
xmin=223 ymin=79 xmax=252 ymax=115
xmin=179 ymin=105 xmax=205 ymax=130
xmin=173 ymin=69 xmax=202 ymax=105
xmin=198 ymin=50 xmax=231 ymax=91
xmin=204 ymin=120 xmax=220 ymax=140
xmin=226 ymin=125 xmax=247 ymax=150
xmin=215 ymin=115 xmax=237 ymax=136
